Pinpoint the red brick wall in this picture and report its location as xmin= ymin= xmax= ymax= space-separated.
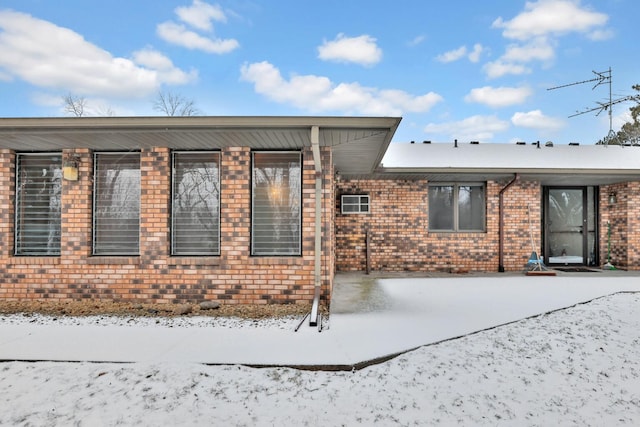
xmin=600 ymin=182 xmax=640 ymax=270
xmin=0 ymin=147 xmax=334 ymax=305
xmin=335 ymin=178 xmax=541 ymax=273
xmin=502 ymin=180 xmax=541 ymax=269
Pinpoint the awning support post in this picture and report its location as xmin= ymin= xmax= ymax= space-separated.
xmin=310 ymin=125 xmax=322 ymax=326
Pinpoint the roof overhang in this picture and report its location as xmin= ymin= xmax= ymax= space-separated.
xmin=0 ymin=116 xmax=401 ymax=175
xmin=378 ymin=142 xmax=640 ymax=185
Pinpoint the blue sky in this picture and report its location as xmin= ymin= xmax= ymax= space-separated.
xmin=0 ymin=0 xmax=638 ymax=144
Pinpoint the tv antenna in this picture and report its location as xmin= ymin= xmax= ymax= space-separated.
xmin=547 ymin=67 xmax=638 ymax=145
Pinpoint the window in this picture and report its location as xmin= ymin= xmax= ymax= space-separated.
xmin=252 ymin=151 xmax=301 ymax=255
xmin=15 ymin=154 xmax=62 ymax=255
xmin=428 ymin=183 xmax=485 ymax=232
xmin=172 ymin=151 xmax=220 ymax=255
xmin=341 ymin=194 xmax=370 ymax=214
xmin=93 ymin=153 xmax=140 ymax=255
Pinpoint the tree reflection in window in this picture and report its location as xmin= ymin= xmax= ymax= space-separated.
xmin=172 ymin=152 xmax=220 ymax=255
xmin=428 ymin=183 xmax=485 ymax=232
xmin=94 ymin=153 xmax=140 ymax=255
xmin=15 ymin=154 xmax=62 ymax=255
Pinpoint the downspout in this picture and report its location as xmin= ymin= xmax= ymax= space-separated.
xmin=498 ymin=174 xmax=519 ymax=272
xmin=310 ymin=125 xmax=322 ymax=326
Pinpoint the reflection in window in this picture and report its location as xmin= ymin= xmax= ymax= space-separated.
xmin=15 ymin=154 xmax=62 ymax=255
xmin=252 ymin=152 xmax=301 ymax=255
xmin=341 ymin=195 xmax=370 ymax=214
xmin=429 ymin=183 xmax=485 ymax=232
xmin=93 ymin=153 xmax=140 ymax=255
xmin=172 ymin=151 xmax=220 ymax=255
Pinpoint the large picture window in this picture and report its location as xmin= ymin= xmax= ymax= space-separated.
xmin=93 ymin=153 xmax=140 ymax=255
xmin=428 ymin=183 xmax=485 ymax=232
xmin=252 ymin=151 xmax=301 ymax=255
xmin=172 ymin=151 xmax=220 ymax=255
xmin=15 ymin=154 xmax=62 ymax=255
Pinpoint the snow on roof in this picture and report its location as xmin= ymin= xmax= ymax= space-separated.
xmin=381 ymin=142 xmax=640 ymax=173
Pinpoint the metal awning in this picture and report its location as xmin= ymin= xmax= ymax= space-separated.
xmin=0 ymin=116 xmax=401 ymax=176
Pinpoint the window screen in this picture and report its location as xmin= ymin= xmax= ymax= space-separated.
xmin=15 ymin=154 xmax=62 ymax=255
xmin=93 ymin=153 xmax=140 ymax=255
xmin=252 ymin=152 xmax=301 ymax=255
xmin=172 ymin=151 xmax=220 ymax=255
xmin=429 ymin=183 xmax=485 ymax=232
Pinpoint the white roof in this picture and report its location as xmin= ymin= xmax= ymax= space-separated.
xmin=379 ymin=142 xmax=640 ymax=185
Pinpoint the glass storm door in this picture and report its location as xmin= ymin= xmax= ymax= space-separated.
xmin=544 ymin=187 xmax=597 ymax=266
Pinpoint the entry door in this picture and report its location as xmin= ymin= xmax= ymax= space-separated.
xmin=544 ymin=187 xmax=597 ymax=266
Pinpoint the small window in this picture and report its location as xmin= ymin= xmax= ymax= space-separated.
xmin=252 ymin=151 xmax=301 ymax=256
xmin=93 ymin=152 xmax=140 ymax=255
xmin=172 ymin=151 xmax=220 ymax=255
xmin=428 ymin=183 xmax=485 ymax=232
xmin=341 ymin=195 xmax=370 ymax=214
xmin=15 ymin=154 xmax=62 ymax=255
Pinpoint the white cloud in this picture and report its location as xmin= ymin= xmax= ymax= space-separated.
xmin=492 ymin=0 xmax=609 ymax=41
xmin=465 ymin=86 xmax=532 ymax=108
xmin=502 ymin=39 xmax=555 ymax=63
xmin=613 ymin=110 xmax=632 ymax=131
xmin=483 ymin=61 xmax=531 ymax=79
xmin=157 ymin=0 xmax=239 ymax=54
xmin=0 ymin=10 xmax=194 ymax=98
xmin=240 ymin=61 xmax=442 ymax=116
xmin=486 ymin=1 xmax=610 ymax=79
xmin=437 ymin=44 xmax=485 ymax=63
xmin=511 ymin=110 xmax=565 ymax=131
xmin=588 ymin=28 xmax=614 ymax=41
xmin=483 ymin=39 xmax=554 ymax=80
xmin=132 ymin=49 xmax=198 ymax=84
xmin=157 ymin=21 xmax=239 ymax=54
xmin=424 ymin=115 xmax=510 ymax=141
xmin=175 ymin=0 xmax=226 ymax=32
xmin=436 ymin=46 xmax=467 ymax=63
xmin=317 ymin=34 xmax=382 ymax=66
xmin=468 ymin=44 xmax=485 ymax=63
xmin=0 ymin=70 xmax=11 ymax=82
xmin=408 ymin=35 xmax=426 ymax=47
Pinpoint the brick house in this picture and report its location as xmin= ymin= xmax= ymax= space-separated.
xmin=336 ymin=141 xmax=640 ymax=274
xmin=0 ymin=116 xmax=399 ymax=324
xmin=2 ymin=116 xmax=640 ymax=319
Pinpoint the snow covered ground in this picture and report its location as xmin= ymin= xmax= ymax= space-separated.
xmin=1 ymin=275 xmax=640 ymax=425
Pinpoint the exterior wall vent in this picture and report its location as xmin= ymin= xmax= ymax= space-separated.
xmin=423 ymin=140 xmax=431 ymax=144
xmin=470 ymin=141 xmax=479 ymax=144
xmin=516 ymin=141 xmax=526 ymax=145
xmin=569 ymin=142 xmax=580 ymax=146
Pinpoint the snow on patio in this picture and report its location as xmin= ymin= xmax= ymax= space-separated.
xmin=1 ymin=274 xmax=640 ymax=425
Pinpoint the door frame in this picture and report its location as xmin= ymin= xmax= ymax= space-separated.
xmin=542 ymin=186 xmax=599 ymax=266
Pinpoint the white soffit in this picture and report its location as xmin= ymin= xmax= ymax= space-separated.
xmin=0 ymin=116 xmax=401 ymax=175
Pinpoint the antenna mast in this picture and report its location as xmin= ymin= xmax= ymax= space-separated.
xmin=547 ymin=67 xmax=627 ymax=145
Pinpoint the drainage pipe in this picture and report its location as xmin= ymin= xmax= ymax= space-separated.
xmin=498 ymin=174 xmax=518 ymax=272
xmin=310 ymin=126 xmax=322 ymax=326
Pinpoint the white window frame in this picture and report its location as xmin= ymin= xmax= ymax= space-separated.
xmin=341 ymin=194 xmax=370 ymax=214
